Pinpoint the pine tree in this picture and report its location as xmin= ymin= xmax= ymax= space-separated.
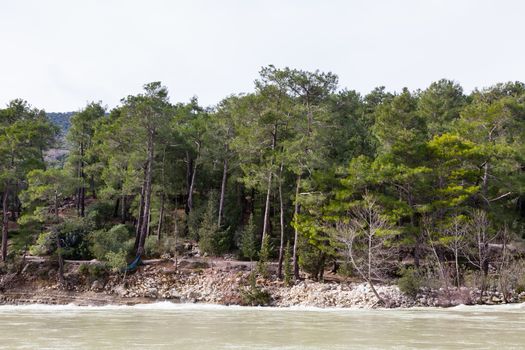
xmin=240 ymin=213 xmax=257 ymax=261
xmin=284 ymin=241 xmax=293 ymax=286
xmin=197 ymin=191 xmax=222 ymax=255
xmin=257 ymin=234 xmax=271 ymax=278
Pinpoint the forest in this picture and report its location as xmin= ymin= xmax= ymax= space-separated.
xmin=1 ymin=66 xmax=525 ymax=300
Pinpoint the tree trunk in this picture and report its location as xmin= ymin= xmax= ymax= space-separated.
xmin=134 ymin=174 xmax=147 ymax=250
xmin=454 ymin=248 xmax=461 ymax=288
xmin=80 ymin=186 xmax=85 ymax=217
xmin=185 ymin=151 xmax=193 ymax=215
xmin=261 ymin=170 xmax=273 ymax=248
xmin=56 ymin=234 xmax=65 ymax=286
xmin=137 ymin=131 xmax=154 ymax=256
xmin=261 ymin=125 xmax=277 ymax=249
xmin=113 ymin=197 xmax=120 ymax=218
xmin=348 ymin=252 xmax=385 ymax=306
xmin=187 ymin=143 xmax=200 ymax=214
xmin=277 ymin=163 xmax=285 ymax=279
xmin=121 ymin=194 xmax=126 ymax=223
xmin=292 ymin=174 xmax=301 ymax=280
xmin=218 ymin=156 xmax=228 ymax=227
xmin=157 ymin=193 xmax=165 ymax=241
xmin=146 ymin=203 xmax=152 ymax=237
xmin=79 ymin=143 xmax=85 ymax=217
xmin=1 ymin=186 xmax=9 ymax=262
xmin=90 ymin=175 xmax=96 ymax=199
xmin=54 ymin=192 xmax=59 ymax=223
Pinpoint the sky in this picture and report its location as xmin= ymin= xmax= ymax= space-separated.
xmin=1 ymin=0 xmax=524 ymax=112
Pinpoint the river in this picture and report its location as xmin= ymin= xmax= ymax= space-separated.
xmin=0 ymin=303 xmax=523 ymax=349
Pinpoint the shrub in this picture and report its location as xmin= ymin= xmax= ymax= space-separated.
xmin=239 ymin=214 xmax=257 ymax=261
xmin=240 ymin=270 xmax=272 ymax=306
xmin=79 ymin=263 xmax=107 ymax=281
xmin=298 ymin=238 xmax=326 ymax=280
xmin=105 ymin=251 xmax=128 ymax=272
xmin=29 ymin=218 xmax=93 ymax=259
xmin=398 ymin=267 xmax=422 ymax=298
xmin=144 ymin=235 xmax=159 ymax=257
xmin=29 ymin=231 xmax=54 ymax=256
xmin=197 ymin=191 xmax=230 ymax=255
xmin=283 ymin=241 xmax=293 ymax=287
xmin=88 ymin=224 xmax=133 ymax=261
xmin=86 ymin=201 xmax=115 ymax=229
xmin=257 ymin=235 xmax=271 ymax=278
xmin=187 ymin=205 xmax=205 ymax=240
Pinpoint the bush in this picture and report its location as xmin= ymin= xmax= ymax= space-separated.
xmin=298 ymin=237 xmax=326 ymax=280
xmin=29 ymin=218 xmax=93 ymax=259
xmin=398 ymin=267 xmax=422 ymax=298
xmin=197 ymin=191 xmax=230 ymax=255
xmin=86 ymin=201 xmax=115 ymax=229
xmin=29 ymin=231 xmax=54 ymax=256
xmin=239 ymin=214 xmax=257 ymax=261
xmin=144 ymin=235 xmax=159 ymax=257
xmin=105 ymin=251 xmax=128 ymax=272
xmin=240 ymin=270 xmax=272 ymax=306
xmin=187 ymin=205 xmax=205 ymax=240
xmin=88 ymin=224 xmax=133 ymax=261
xmin=257 ymin=235 xmax=271 ymax=278
xmin=79 ymin=263 xmax=107 ymax=281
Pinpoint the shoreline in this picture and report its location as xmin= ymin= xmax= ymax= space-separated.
xmin=1 ymin=258 xmax=523 ymax=309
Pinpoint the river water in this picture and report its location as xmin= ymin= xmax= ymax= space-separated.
xmin=0 ymin=303 xmax=523 ymax=349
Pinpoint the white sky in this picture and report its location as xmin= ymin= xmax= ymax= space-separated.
xmin=1 ymin=0 xmax=524 ymax=111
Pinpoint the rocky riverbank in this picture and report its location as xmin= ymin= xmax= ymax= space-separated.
xmin=1 ymin=257 xmax=524 ymax=308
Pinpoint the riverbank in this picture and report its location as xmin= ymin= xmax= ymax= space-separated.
xmin=1 ymin=257 xmax=524 ymax=308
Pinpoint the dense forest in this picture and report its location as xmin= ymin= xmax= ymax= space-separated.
xmin=1 ymin=66 xmax=525 ymax=300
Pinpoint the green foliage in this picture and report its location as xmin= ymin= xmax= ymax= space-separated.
xmin=240 ymin=270 xmax=272 ymax=306
xmin=3 ymin=70 xmax=525 ymax=294
xmin=257 ymin=234 xmax=271 ymax=278
xmin=283 ymin=241 xmax=293 ymax=286
xmin=398 ymin=267 xmax=422 ymax=298
xmin=78 ymin=263 xmax=107 ymax=281
xmin=105 ymin=251 xmax=128 ymax=272
xmin=29 ymin=231 xmax=54 ymax=256
xmin=20 ymin=168 xmax=77 ymax=223
xmin=197 ymin=191 xmax=229 ymax=255
xmin=86 ymin=201 xmax=115 ymax=229
xmin=88 ymin=224 xmax=132 ymax=261
xmin=30 ymin=218 xmax=93 ymax=259
xmin=239 ymin=214 xmax=257 ymax=261
xmin=187 ymin=205 xmax=205 ymax=240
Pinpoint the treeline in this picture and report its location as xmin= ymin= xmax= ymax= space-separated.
xmin=1 ymin=66 xmax=525 ymax=295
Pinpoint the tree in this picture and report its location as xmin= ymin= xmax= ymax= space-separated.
xmin=20 ymin=168 xmax=76 ymax=224
xmin=0 ymin=100 xmax=58 ymax=261
xmin=418 ymin=79 xmax=465 ymax=135
xmin=120 ymin=82 xmax=171 ymax=256
xmin=197 ymin=191 xmax=224 ymax=255
xmin=465 ymin=209 xmax=496 ymax=302
xmin=240 ymin=213 xmax=257 ymax=261
xmin=332 ymin=194 xmax=397 ymax=305
xmin=258 ymin=65 xmax=338 ymax=279
xmin=67 ymin=102 xmax=105 ymax=217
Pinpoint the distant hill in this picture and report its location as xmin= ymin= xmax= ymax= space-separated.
xmin=46 ymin=112 xmax=74 ymax=134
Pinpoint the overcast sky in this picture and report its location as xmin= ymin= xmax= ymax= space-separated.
xmin=1 ymin=0 xmax=524 ymax=111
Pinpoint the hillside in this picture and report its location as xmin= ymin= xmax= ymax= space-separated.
xmin=46 ymin=111 xmax=74 ymax=134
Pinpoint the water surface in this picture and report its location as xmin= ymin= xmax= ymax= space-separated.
xmin=0 ymin=303 xmax=523 ymax=349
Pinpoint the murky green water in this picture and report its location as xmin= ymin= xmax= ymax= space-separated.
xmin=0 ymin=303 xmax=523 ymax=349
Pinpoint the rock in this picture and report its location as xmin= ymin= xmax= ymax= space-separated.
xmin=146 ymin=288 xmax=158 ymax=298
xmin=114 ymin=285 xmax=128 ymax=297
xmin=91 ymin=280 xmax=104 ymax=292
